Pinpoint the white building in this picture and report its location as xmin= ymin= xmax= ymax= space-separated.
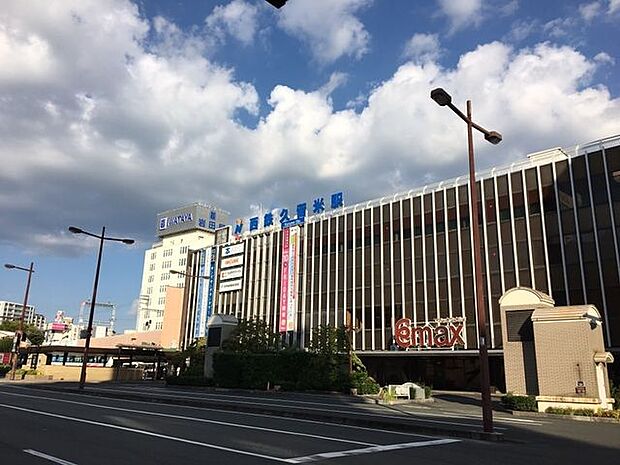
xmin=136 ymin=203 xmax=229 ymax=332
xmin=0 ymin=300 xmax=46 ymax=330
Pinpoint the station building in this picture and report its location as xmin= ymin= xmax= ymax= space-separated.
xmin=174 ymin=135 xmax=620 ymax=390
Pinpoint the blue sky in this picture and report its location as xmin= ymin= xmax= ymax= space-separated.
xmin=1 ymin=0 xmax=619 ymax=332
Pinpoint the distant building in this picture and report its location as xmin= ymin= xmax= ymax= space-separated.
xmin=136 ymin=203 xmax=229 ymax=333
xmin=0 ymin=300 xmax=46 ymax=330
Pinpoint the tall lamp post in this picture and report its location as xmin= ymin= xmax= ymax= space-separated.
xmin=69 ymin=226 xmax=134 ymax=390
xmin=4 ymin=262 xmax=35 ymax=380
xmin=430 ymin=88 xmax=502 ymax=434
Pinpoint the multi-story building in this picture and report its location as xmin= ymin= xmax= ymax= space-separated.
xmin=0 ymin=301 xmax=46 ymax=330
xmin=181 ymin=135 xmax=620 ymax=390
xmin=136 ymin=203 xmax=229 ymax=332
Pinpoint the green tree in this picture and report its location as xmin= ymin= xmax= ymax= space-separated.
xmin=222 ymin=318 xmax=281 ymax=353
xmin=0 ymin=337 xmax=13 ymax=352
xmin=308 ymin=325 xmax=350 ymax=355
xmin=0 ymin=321 xmax=44 ymax=345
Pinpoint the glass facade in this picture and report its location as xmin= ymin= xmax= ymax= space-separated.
xmin=203 ymin=138 xmax=620 ymax=355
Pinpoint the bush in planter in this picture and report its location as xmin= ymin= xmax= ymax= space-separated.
xmin=501 ymin=393 xmax=537 ymax=411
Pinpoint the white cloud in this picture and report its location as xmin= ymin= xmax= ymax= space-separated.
xmin=276 ymin=0 xmax=371 ymax=64
xmin=437 ymin=0 xmax=482 ymax=33
xmin=205 ymin=0 xmax=259 ymax=46
xmin=403 ymin=33 xmax=442 ymax=63
xmin=609 ymin=0 xmax=620 ymax=14
xmin=579 ymin=1 xmax=603 ymax=21
xmin=1 ymin=1 xmax=620 ymax=256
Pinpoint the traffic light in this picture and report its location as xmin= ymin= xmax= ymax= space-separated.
xmin=265 ymin=0 xmax=288 ymax=8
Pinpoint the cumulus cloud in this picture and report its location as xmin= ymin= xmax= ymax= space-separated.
xmin=205 ymin=0 xmax=259 ymax=46
xmin=403 ymin=33 xmax=442 ymax=63
xmin=436 ymin=0 xmax=482 ymax=33
xmin=1 ymin=1 xmax=620 ymax=256
xmin=579 ymin=1 xmax=603 ymax=21
xmin=609 ymin=0 xmax=620 ymax=13
xmin=276 ymin=0 xmax=371 ymax=64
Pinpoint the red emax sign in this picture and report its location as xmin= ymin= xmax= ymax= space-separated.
xmin=395 ymin=318 xmax=465 ymax=349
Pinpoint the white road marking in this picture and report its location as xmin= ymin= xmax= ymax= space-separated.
xmin=0 ymin=385 xmax=436 ymax=439
xmin=285 ymin=439 xmax=461 ymax=463
xmin=1 ymin=403 xmax=290 ymax=463
xmin=0 ymin=390 xmax=375 ymax=447
xmin=23 ymin=449 xmax=77 ymax=465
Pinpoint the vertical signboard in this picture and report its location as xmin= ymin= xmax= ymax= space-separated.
xmin=279 ymin=228 xmax=290 ymax=332
xmin=194 ymin=248 xmax=210 ymax=339
xmin=287 ymin=226 xmax=300 ymax=332
xmin=206 ymin=246 xmax=217 ymax=318
xmin=279 ymin=226 xmax=300 ymax=333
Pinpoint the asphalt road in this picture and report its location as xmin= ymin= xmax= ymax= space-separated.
xmin=0 ymin=384 xmax=618 ymax=464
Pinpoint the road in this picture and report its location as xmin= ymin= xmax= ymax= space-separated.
xmin=0 ymin=384 xmax=618 ymax=464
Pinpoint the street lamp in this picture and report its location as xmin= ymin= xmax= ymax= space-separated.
xmin=430 ymin=87 xmax=502 ymax=434
xmin=264 ymin=0 xmax=288 ymax=8
xmin=4 ymin=262 xmax=35 ymax=380
xmin=69 ymin=226 xmax=134 ymax=390
xmin=170 ymin=269 xmax=209 ymax=280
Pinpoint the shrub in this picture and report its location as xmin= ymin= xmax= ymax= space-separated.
xmin=501 ymin=393 xmax=537 ymax=411
xmin=0 ymin=365 xmax=11 ymax=377
xmin=350 ymin=371 xmax=380 ymax=395
xmin=545 ymin=407 xmax=620 ymax=419
xmin=611 ymin=380 xmax=620 ymax=410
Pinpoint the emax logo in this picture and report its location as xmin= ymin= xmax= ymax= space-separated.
xmin=159 ymin=218 xmax=168 ymax=230
xmin=395 ymin=318 xmax=465 ymax=349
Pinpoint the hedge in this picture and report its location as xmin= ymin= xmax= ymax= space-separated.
xmin=213 ymin=351 xmax=351 ymax=392
xmin=501 ymin=393 xmax=537 ymax=411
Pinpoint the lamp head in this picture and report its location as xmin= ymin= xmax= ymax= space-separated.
xmin=430 ymin=88 xmax=452 ymax=106
xmin=484 ymin=131 xmax=502 ymax=145
xmin=265 ymin=0 xmax=287 ymax=8
xmin=4 ymin=264 xmax=15 ymax=269
xmin=68 ymin=226 xmax=83 ymax=234
xmin=122 ymin=239 xmax=135 ymax=245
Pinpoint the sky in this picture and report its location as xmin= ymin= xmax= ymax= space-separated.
xmin=1 ymin=0 xmax=619 ymax=333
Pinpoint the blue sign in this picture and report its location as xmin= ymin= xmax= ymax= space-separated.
xmin=264 ymin=212 xmax=274 ymax=227
xmin=206 ymin=248 xmax=216 ymax=321
xmin=208 ymin=220 xmax=216 ymax=229
xmin=249 ymin=217 xmax=259 ymax=231
xmin=234 ymin=220 xmax=243 ymax=235
xmin=209 ymin=210 xmax=216 ymax=221
xmin=312 ymin=197 xmax=325 ymax=214
xmin=331 ymin=192 xmax=343 ymax=209
xmin=198 ymin=218 xmax=206 ymax=228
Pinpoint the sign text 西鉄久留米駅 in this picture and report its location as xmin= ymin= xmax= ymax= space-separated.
xmin=394 ymin=317 xmax=465 ymax=349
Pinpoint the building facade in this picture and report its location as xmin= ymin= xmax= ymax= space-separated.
xmin=0 ymin=301 xmax=46 ymax=330
xmin=136 ymin=203 xmax=229 ymax=332
xmin=183 ymin=135 xmax=620 ymax=389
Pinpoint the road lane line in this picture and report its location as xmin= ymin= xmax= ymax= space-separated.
xmin=285 ymin=439 xmax=461 ymax=463
xmin=1 ymin=403 xmax=290 ymax=463
xmin=0 ymin=390 xmax=375 ymax=447
xmin=0 ymin=385 xmax=437 ymax=439
xmin=23 ymin=449 xmax=77 ymax=465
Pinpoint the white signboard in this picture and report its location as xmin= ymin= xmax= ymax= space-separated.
xmin=221 ymin=255 xmax=244 ymax=269
xmin=219 ymin=279 xmax=243 ymax=293
xmin=220 ymin=267 xmax=243 ymax=281
xmin=222 ymin=243 xmax=245 ymax=257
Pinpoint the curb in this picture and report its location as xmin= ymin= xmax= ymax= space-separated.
xmin=20 ymin=384 xmax=504 ymax=442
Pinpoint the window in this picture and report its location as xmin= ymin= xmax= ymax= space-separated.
xmin=159 ymin=285 xmax=166 ymax=293
xmin=149 ymin=263 xmax=155 ymax=271
xmin=146 ymin=287 xmax=152 ymax=295
xmin=150 ymin=252 xmax=157 ymax=260
xmin=179 ymin=258 xmax=186 ymax=267
xmin=163 ymin=249 xmax=173 ymax=258
xmin=147 ymin=275 xmax=154 ymax=283
xmin=180 ymin=246 xmax=189 ymax=255
xmin=158 ymin=297 xmax=166 ymax=306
